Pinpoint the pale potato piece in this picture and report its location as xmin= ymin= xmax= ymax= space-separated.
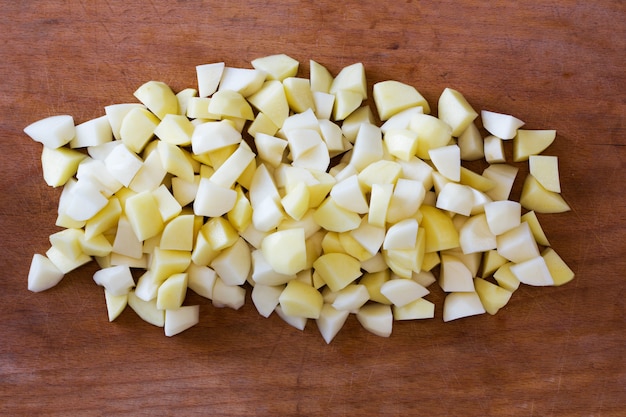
xmin=70 ymin=115 xmax=113 ymax=149
xmin=156 ymin=273 xmax=188 ymax=310
xmin=520 ymin=174 xmax=570 ymax=213
xmin=439 ymin=254 xmax=475 ymax=292
xmin=393 ymin=298 xmax=435 ymax=320
xmin=120 ymin=107 xmax=159 ymax=153
xmin=410 ymin=114 xmax=452 ymax=160
xmin=283 ymin=77 xmax=316 ymax=113
xmin=279 ymin=280 xmax=323 ymax=319
xmin=104 ymin=289 xmax=128 ymax=322
xmin=496 ymin=222 xmax=540 ymax=264
xmin=27 ymin=254 xmax=64 ymax=292
xmin=529 ymin=155 xmax=561 ymax=193
xmin=209 ymin=89 xmax=254 ymax=120
xmin=316 ymin=304 xmax=350 ymax=344
xmin=164 ymin=305 xmax=199 ymax=337
xmin=211 ymin=237 xmax=251 ymax=286
xmin=125 ymin=190 xmax=164 ymax=241
xmin=251 ymin=54 xmax=298 ymax=81
xmin=330 ymin=62 xmax=367 ymax=99
xmin=419 ymin=205 xmax=460 ymax=253
xmin=437 ymin=87 xmax=478 ymax=136
xmin=542 ymin=247 xmax=575 ymax=286
xmin=484 ymin=135 xmax=506 ymax=164
xmin=24 ymin=115 xmax=75 ymax=149
xmin=153 ymin=114 xmax=194 ymax=146
xmin=443 ymin=292 xmax=485 ymax=322
xmin=309 ymin=60 xmax=333 ymax=93
xmin=248 ymin=80 xmax=290 ymax=128
xmin=457 ymin=122 xmax=484 ymax=161
xmin=380 ymin=278 xmax=429 ymax=307
xmin=513 ymin=129 xmax=556 ymax=162
xmin=313 ymin=252 xmax=362 ymax=292
xmin=356 ymin=303 xmax=393 ymax=337
xmin=261 ymin=228 xmax=307 ymax=276
xmin=211 ymin=278 xmax=246 ymax=310
xmin=133 ymin=80 xmax=178 ymax=120
xmin=41 ymin=146 xmax=86 ymax=187
xmin=218 ymin=67 xmax=265 ymax=97
xmin=459 ymin=213 xmax=497 ymax=255
xmin=510 ymin=256 xmax=554 ymax=286
xmin=196 ymin=62 xmax=224 ymax=97
xmin=374 ymin=80 xmax=430 ymax=120
xmin=128 ymin=290 xmax=165 ymax=327
xmin=473 ymin=277 xmax=512 ymax=315
xmin=481 ymin=110 xmax=524 ymax=140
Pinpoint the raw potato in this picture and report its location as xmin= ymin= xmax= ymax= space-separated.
xmin=25 ymin=54 xmax=574 ymax=342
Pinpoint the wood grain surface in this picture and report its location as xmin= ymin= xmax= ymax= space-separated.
xmin=1 ymin=1 xmax=624 ymax=416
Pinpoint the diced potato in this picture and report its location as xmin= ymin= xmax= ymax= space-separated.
xmin=313 ymin=197 xmax=362 ymax=233
xmin=316 ymin=304 xmax=350 ymax=344
xmin=437 ymin=87 xmax=478 ymax=137
xmin=133 ymin=80 xmax=178 ymax=120
xmin=128 ymin=290 xmax=165 ymax=327
xmin=283 ymin=77 xmax=315 ymax=113
xmin=419 ymin=205 xmax=460 ymax=253
xmin=251 ymin=53 xmax=299 ymax=81
xmin=481 ymin=110 xmax=524 ymax=140
xmin=24 ymin=115 xmax=75 ymax=149
xmin=218 ymin=66 xmax=265 ymax=97
xmin=443 ymin=292 xmax=485 ymax=322
xmin=27 ymin=254 xmax=64 ymax=292
xmin=374 ymin=80 xmax=430 ymax=120
xmin=125 ymin=190 xmax=164 ymax=241
xmin=70 ymin=115 xmax=113 ymax=149
xmin=380 ymin=278 xmax=429 ymax=307
xmin=41 ymin=146 xmax=86 ymax=187
xmin=247 ymin=80 xmax=290 ymax=128
xmin=261 ymin=228 xmax=307 ymax=276
xmin=510 ymin=256 xmax=554 ymax=286
xmin=309 ymin=60 xmax=334 ymax=93
xmin=513 ymin=129 xmax=556 ymax=162
xmin=330 ymin=62 xmax=367 ymax=99
xmin=156 ymin=273 xmax=188 ymax=310
xmin=104 ymin=289 xmax=127 ymax=322
xmin=209 ymin=89 xmax=254 ymax=120
xmin=164 ymin=305 xmax=199 ymax=337
xmin=473 ymin=277 xmax=512 ymax=315
xmin=542 ymin=247 xmax=575 ymax=286
xmin=496 ymin=222 xmax=540 ymax=264
xmin=279 ymin=279 xmax=323 ymax=319
xmin=393 ymin=298 xmax=435 ymax=320
xmin=410 ymin=114 xmax=452 ymax=160
xmin=356 ymin=303 xmax=393 ymax=337
xmin=154 ymin=114 xmax=194 ymax=146
xmin=313 ymin=252 xmax=362 ymax=292
xmin=120 ymin=107 xmax=160 ymax=153
xmin=529 ymin=155 xmax=561 ymax=193
xmin=196 ymin=62 xmax=225 ymax=97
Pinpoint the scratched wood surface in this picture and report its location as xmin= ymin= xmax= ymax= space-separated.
xmin=0 ymin=1 xmax=624 ymax=416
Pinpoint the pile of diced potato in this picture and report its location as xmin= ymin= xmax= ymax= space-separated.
xmin=25 ymin=54 xmax=574 ymax=342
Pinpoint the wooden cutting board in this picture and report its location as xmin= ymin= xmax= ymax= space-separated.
xmin=1 ymin=1 xmax=624 ymax=416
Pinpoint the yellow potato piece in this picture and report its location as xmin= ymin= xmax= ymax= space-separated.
xmin=313 ymin=252 xmax=362 ymax=292
xmin=520 ymin=174 xmax=570 ymax=213
xmin=542 ymin=247 xmax=575 ymax=286
xmin=419 ymin=205 xmax=460 ymax=253
xmin=133 ymin=80 xmax=179 ymax=120
xmin=156 ymin=273 xmax=188 ymax=310
xmin=125 ymin=191 xmax=164 ymax=241
xmin=278 ymin=279 xmax=323 ymax=319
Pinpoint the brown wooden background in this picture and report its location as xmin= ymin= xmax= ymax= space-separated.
xmin=1 ymin=1 xmax=624 ymax=416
